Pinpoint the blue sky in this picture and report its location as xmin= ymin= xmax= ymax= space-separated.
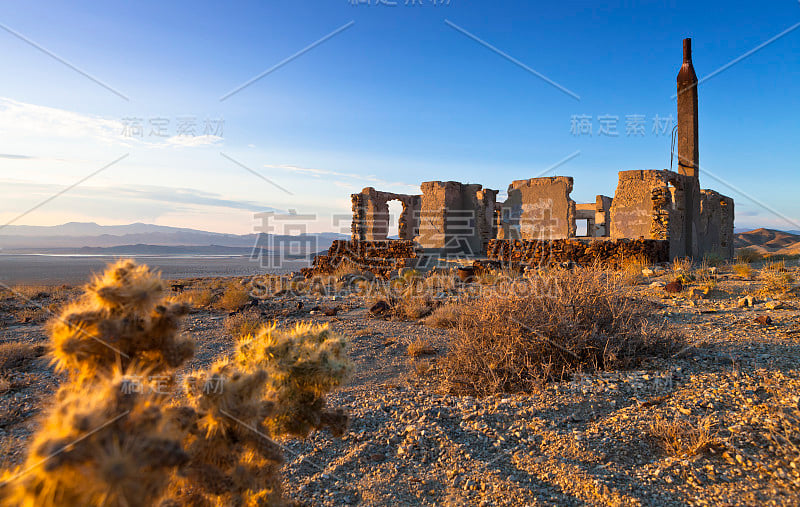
xmin=1 ymin=0 xmax=798 ymax=234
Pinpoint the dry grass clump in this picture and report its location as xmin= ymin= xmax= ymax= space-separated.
xmin=222 ymin=309 xmax=263 ymax=339
xmin=214 ymin=281 xmax=252 ymax=311
xmin=620 ymin=253 xmax=651 ymax=285
xmin=440 ymin=267 xmax=683 ymax=395
xmin=406 ymin=338 xmax=437 ymax=357
xmin=0 ymin=259 xmax=351 ymax=507
xmin=649 ymin=415 xmax=718 ymax=458
xmin=394 ymin=295 xmax=433 ymax=320
xmin=759 ymin=261 xmax=795 ymax=296
xmin=0 ymin=342 xmax=42 ymax=371
xmin=695 ymin=260 xmax=718 ymax=292
xmin=733 ymin=262 xmax=754 ymax=279
xmin=179 ymin=286 xmax=216 ymax=308
xmin=423 ymin=303 xmax=460 ymax=328
xmin=331 ymin=259 xmax=373 ymax=280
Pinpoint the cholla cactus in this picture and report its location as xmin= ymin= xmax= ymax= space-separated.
xmin=1 ymin=261 xmax=352 ymax=507
xmin=170 ymin=361 xmax=285 ymax=505
xmin=235 ymin=322 xmax=351 ymax=437
xmin=170 ymin=322 xmax=352 ymax=505
xmin=0 ymin=374 xmax=188 ymax=507
xmin=48 ymin=259 xmax=193 ymax=382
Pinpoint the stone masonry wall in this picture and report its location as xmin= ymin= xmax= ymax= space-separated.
xmin=416 ymin=181 xmax=493 ymax=255
xmin=304 ymin=240 xmax=419 ymax=278
xmin=499 ymin=176 xmax=576 ymax=240
xmin=610 ymin=169 xmax=700 ymax=260
xmin=699 ymin=190 xmax=735 ymax=260
xmin=351 ymin=188 xmax=421 ymax=241
xmin=487 ymin=238 xmax=669 ymax=267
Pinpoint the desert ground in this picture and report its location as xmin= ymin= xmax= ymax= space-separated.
xmin=1 ymin=257 xmax=800 ymax=506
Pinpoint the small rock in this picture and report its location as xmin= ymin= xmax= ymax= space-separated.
xmin=642 ymin=268 xmax=655 ymax=277
xmin=665 ymin=281 xmax=683 ymax=293
xmin=737 ymin=296 xmax=755 ymax=308
xmin=755 ymin=315 xmax=773 ymax=326
xmin=369 ymin=300 xmax=391 ymax=316
xmin=650 ymin=281 xmax=666 ymax=289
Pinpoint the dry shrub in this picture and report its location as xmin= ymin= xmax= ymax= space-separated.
xmin=737 ymin=247 xmax=763 ymax=264
xmin=695 ymin=260 xmax=718 ymax=291
xmin=760 ymin=261 xmax=795 ymax=296
xmin=424 ymin=303 xmax=460 ymax=328
xmin=406 ymin=338 xmax=437 ymax=357
xmin=0 ymin=342 xmax=42 ymax=371
xmin=214 ymin=281 xmax=251 ymax=311
xmin=440 ymin=268 xmax=683 ymax=395
xmin=0 ymin=259 xmax=351 ymax=507
xmin=702 ymin=252 xmax=725 ymax=267
xmin=424 ymin=271 xmax=457 ymax=295
xmin=733 ymin=262 xmax=754 ymax=278
xmin=620 ymin=253 xmax=651 ymax=285
xmin=331 ymin=259 xmax=372 ymax=279
xmin=671 ymin=257 xmax=693 ymax=277
xmin=649 ymin=415 xmax=718 ymax=458
xmin=413 ymin=359 xmax=433 ymax=376
xmin=394 ymin=295 xmax=433 ymax=320
xmin=223 ymin=309 xmax=263 ymax=338
xmin=178 ymin=286 xmax=215 ymax=308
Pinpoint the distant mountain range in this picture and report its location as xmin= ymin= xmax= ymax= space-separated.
xmin=0 ymin=222 xmax=347 ymax=255
xmin=3 ymin=222 xmax=799 ymax=257
xmin=734 ymin=228 xmax=800 ymax=256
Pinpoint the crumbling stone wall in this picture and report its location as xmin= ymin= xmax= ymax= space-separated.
xmin=609 ymin=169 xmax=700 ymax=259
xmin=351 ymin=188 xmax=421 ymax=241
xmin=499 ymin=177 xmax=576 ymax=240
xmin=344 ymin=168 xmax=731 ymax=265
xmin=304 ymin=240 xmax=419 ymax=278
xmin=415 ymin=181 xmax=496 ymax=255
xmin=487 ymin=238 xmax=669 ymax=267
xmin=595 ymin=195 xmax=613 ymax=237
xmin=699 ymin=190 xmax=735 ymax=260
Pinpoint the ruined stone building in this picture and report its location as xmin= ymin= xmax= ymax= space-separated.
xmin=311 ymin=39 xmax=734 ymax=275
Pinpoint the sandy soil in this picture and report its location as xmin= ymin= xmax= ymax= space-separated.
xmin=1 ymin=265 xmax=800 ymax=506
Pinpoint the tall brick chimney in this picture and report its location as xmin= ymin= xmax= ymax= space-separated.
xmin=676 ymin=38 xmax=699 ymax=179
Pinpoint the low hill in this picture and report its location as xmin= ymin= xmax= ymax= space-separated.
xmin=734 ymin=228 xmax=800 ymax=256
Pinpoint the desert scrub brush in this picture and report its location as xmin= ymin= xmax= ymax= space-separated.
xmin=234 ymin=322 xmax=351 ymax=438
xmin=48 ymin=259 xmax=193 ymax=382
xmin=0 ymin=373 xmax=189 ymax=507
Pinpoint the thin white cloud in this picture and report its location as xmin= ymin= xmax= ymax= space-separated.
xmin=264 ymin=163 xmax=419 ymax=192
xmin=164 ymin=135 xmax=223 ymax=147
xmin=0 ymin=179 xmax=282 ymax=216
xmin=0 ymin=97 xmax=124 ymax=145
xmin=0 ymin=97 xmax=223 ymax=150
